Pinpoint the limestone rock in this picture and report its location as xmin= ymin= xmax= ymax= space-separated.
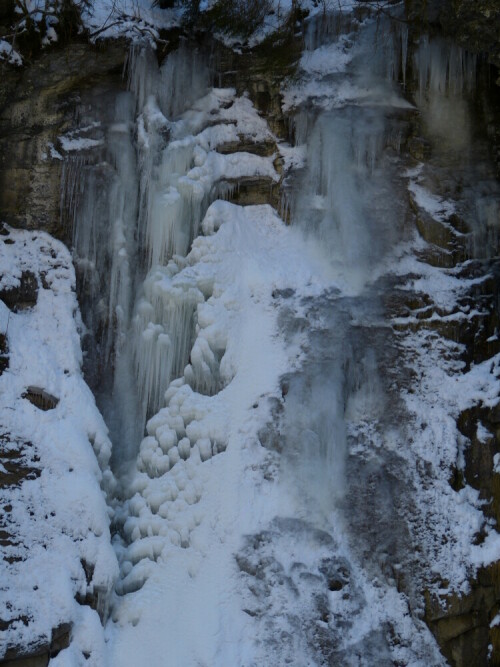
xmin=0 ymin=40 xmax=127 ymax=238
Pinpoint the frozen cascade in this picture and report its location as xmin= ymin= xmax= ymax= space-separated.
xmin=65 ymin=90 xmax=138 ymax=363
xmin=133 ymin=267 xmax=204 ymax=420
xmin=62 ymin=89 xmax=143 ymax=460
xmin=414 ymin=36 xmax=477 ymax=102
xmin=66 ymin=40 xmax=279 ymax=462
xmin=292 ymin=109 xmax=400 ymax=292
xmin=56 ymin=8 xmax=500 ymax=667
xmin=277 ymin=11 xmax=412 ymax=560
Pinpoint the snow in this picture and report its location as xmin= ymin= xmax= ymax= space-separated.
xmin=94 ymin=31 xmax=442 ymax=663
xmin=64 ymin=15 xmax=498 ymax=665
xmin=41 ymin=25 xmax=58 ymax=46
xmin=299 ymin=37 xmax=353 ymax=75
xmin=58 ymin=124 xmax=105 ymax=154
xmin=49 ymin=142 xmax=63 ymax=160
xmin=0 ymin=39 xmax=22 ymax=66
xmin=381 ymin=188 xmax=500 ymax=595
xmin=120 ymin=50 xmax=287 ymax=424
xmin=0 ymin=227 xmax=118 ymax=663
xmin=59 ymin=136 xmax=104 ymax=152
xmin=82 ymin=0 xmax=180 ymax=44
xmin=408 ymin=178 xmax=456 ymax=222
xmin=83 ymin=0 xmax=358 ymax=48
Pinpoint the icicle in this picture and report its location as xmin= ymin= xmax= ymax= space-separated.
xmin=127 ymin=45 xmax=160 ymax=114
xmin=303 ymin=10 xmax=354 ymax=52
xmin=69 ymin=39 xmax=275 ymax=461
xmin=184 ymin=336 xmax=222 ymax=396
xmin=413 ymin=36 xmax=477 ymax=102
xmin=158 ymin=43 xmax=210 ymax=120
xmin=60 ymin=154 xmax=88 ymax=233
xmin=401 ymin=24 xmax=408 ymax=87
xmin=133 ymin=268 xmax=204 ymax=418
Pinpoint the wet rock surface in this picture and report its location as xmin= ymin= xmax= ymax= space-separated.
xmin=0 ymin=270 xmax=38 ymax=311
xmin=1 ymin=621 xmax=71 ymax=666
xmin=0 ymin=40 xmax=127 ymax=238
xmin=236 ymin=518 xmax=372 ymax=666
xmin=424 ymin=562 xmax=500 ymax=667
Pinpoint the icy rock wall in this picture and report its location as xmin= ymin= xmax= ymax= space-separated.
xmin=276 ymin=10 xmax=500 ymax=666
xmin=0 ymin=40 xmax=127 ymax=236
xmin=405 ymin=0 xmax=500 ymax=75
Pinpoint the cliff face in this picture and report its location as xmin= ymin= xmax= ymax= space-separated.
xmin=0 ymin=40 xmax=127 ymax=239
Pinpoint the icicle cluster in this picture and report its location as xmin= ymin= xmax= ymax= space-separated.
xmin=65 ymin=41 xmax=279 ymax=459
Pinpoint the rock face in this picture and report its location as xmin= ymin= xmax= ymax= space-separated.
xmin=1 ymin=622 xmax=71 ymax=667
xmin=0 ymin=225 xmax=118 ymax=665
xmin=210 ymin=28 xmax=302 ymax=139
xmin=424 ymin=558 xmax=500 ymax=666
xmin=0 ymin=40 xmax=127 ymax=238
xmin=0 ymin=269 xmax=38 ymax=310
xmin=396 ymin=24 xmax=500 ymax=659
xmin=422 ymin=400 xmax=500 ymax=665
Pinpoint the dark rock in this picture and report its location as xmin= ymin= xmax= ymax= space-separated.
xmin=0 ymin=333 xmax=8 ymax=375
xmin=428 ymin=396 xmax=500 ymax=664
xmin=0 ymin=40 xmax=127 ymax=239
xmin=0 ymin=271 xmax=38 ymax=311
xmin=50 ymin=623 xmax=71 ymax=657
xmin=0 ymin=446 xmax=41 ymax=488
xmin=21 ymin=387 xmax=59 ymax=411
xmin=488 ymin=402 xmax=500 ymax=425
xmin=0 ymin=653 xmax=49 ymax=667
xmin=215 ymin=175 xmax=280 ymax=209
xmin=212 ymin=30 xmax=302 ymax=139
xmin=425 ymin=564 xmax=500 ymax=667
xmin=457 ymin=403 xmax=500 ymax=525
xmin=1 ymin=622 xmax=71 ymax=665
xmin=407 ymin=136 xmax=431 ymax=160
xmin=216 ymin=138 xmax=277 ymax=157
xmin=405 ymin=0 xmax=500 ymax=76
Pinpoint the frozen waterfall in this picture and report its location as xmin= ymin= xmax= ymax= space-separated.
xmin=60 ymin=9 xmax=500 ymax=666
